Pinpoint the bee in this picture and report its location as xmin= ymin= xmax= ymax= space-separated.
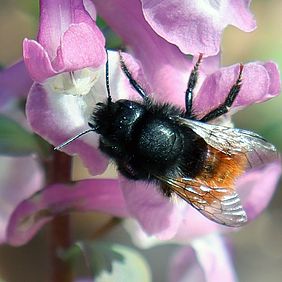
xmin=55 ymin=51 xmax=279 ymax=227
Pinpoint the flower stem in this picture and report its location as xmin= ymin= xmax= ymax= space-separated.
xmin=47 ymin=150 xmax=73 ymax=282
xmin=50 ymin=215 xmax=73 ymax=282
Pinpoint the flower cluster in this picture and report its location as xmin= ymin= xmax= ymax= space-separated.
xmin=0 ymin=0 xmax=281 ymax=280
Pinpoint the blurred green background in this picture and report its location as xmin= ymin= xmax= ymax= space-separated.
xmin=0 ymin=0 xmax=281 ymax=281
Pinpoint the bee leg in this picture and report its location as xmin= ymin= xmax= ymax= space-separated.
xmin=200 ymin=64 xmax=244 ymax=122
xmin=185 ymin=53 xmax=203 ymax=118
xmin=119 ymin=51 xmax=148 ymax=100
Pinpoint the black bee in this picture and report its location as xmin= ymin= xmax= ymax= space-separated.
xmin=55 ymin=51 xmax=278 ymax=227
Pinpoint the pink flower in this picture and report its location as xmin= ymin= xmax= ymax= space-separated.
xmin=5 ymin=0 xmax=280 ymax=247
xmin=169 ymin=235 xmax=237 ymax=282
xmin=0 ymin=61 xmax=33 ymax=128
xmin=26 ymin=51 xmax=140 ymax=175
xmin=0 ymin=61 xmax=129 ymax=246
xmin=141 ymin=0 xmax=256 ymax=56
xmin=92 ymin=0 xmax=281 ymax=240
xmin=23 ymin=0 xmax=106 ymax=83
xmin=25 ymin=0 xmax=139 ymax=176
xmin=7 ymin=179 xmax=128 ymax=246
xmin=0 ymin=66 xmax=44 ymax=244
xmin=0 ymin=156 xmax=44 ymax=244
xmin=0 ymin=61 xmax=32 ymax=107
xmin=94 ymin=0 xmax=279 ymax=109
xmin=0 ymin=0 xmax=132 ymax=246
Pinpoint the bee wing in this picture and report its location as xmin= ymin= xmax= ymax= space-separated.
xmin=177 ymin=118 xmax=279 ymax=168
xmin=158 ymin=177 xmax=247 ymax=227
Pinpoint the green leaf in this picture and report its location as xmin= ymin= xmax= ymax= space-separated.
xmin=64 ymin=241 xmax=152 ymax=282
xmin=97 ymin=16 xmax=123 ymax=49
xmin=0 ymin=115 xmax=50 ymax=157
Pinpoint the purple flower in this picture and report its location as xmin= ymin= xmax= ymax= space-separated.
xmin=0 ymin=65 xmax=44 ymax=244
xmin=23 ymin=0 xmax=106 ymax=83
xmin=5 ymin=0 xmax=280 ymax=247
xmin=7 ymin=179 xmax=128 ymax=246
xmin=25 ymin=0 xmax=140 ymax=176
xmin=169 ymin=235 xmax=237 ymax=282
xmin=92 ymin=0 xmax=281 ymax=240
xmin=0 ymin=59 xmax=129 ymax=246
xmin=26 ymin=51 xmax=140 ymax=175
xmin=141 ymin=0 xmax=256 ymax=56
xmin=0 ymin=61 xmax=33 ymax=107
xmin=0 ymin=156 xmax=44 ymax=244
xmin=0 ymin=0 xmax=135 ymax=246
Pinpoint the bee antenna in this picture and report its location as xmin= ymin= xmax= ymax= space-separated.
xmin=54 ymin=128 xmax=96 ymax=151
xmin=105 ymin=49 xmax=112 ymax=104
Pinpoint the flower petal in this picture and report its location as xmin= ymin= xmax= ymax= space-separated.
xmin=94 ymin=0 xmax=192 ymax=107
xmin=170 ymin=235 xmax=237 ymax=282
xmin=52 ymin=22 xmax=106 ymax=72
xmin=0 ymin=61 xmax=33 ymax=105
xmin=26 ymin=82 xmax=108 ymax=175
xmin=262 ymin=61 xmax=281 ymax=95
xmin=124 ymin=214 xmax=225 ymax=249
xmin=121 ymin=179 xmax=183 ymax=239
xmin=193 ymin=62 xmax=281 ymax=118
xmin=26 ymin=51 xmax=139 ymax=175
xmin=94 ymin=0 xmax=224 ymax=110
xmin=237 ymin=161 xmax=281 ymax=221
xmin=25 ymin=0 xmax=106 ymax=82
xmin=38 ymin=0 xmax=99 ymax=59
xmin=169 ymin=246 xmax=205 ymax=282
xmin=23 ymin=39 xmax=57 ymax=82
xmin=141 ymin=0 xmax=256 ymax=56
xmin=82 ymin=0 xmax=97 ymax=19
xmin=0 ymin=156 xmax=44 ymax=244
xmin=7 ymin=179 xmax=128 ymax=246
